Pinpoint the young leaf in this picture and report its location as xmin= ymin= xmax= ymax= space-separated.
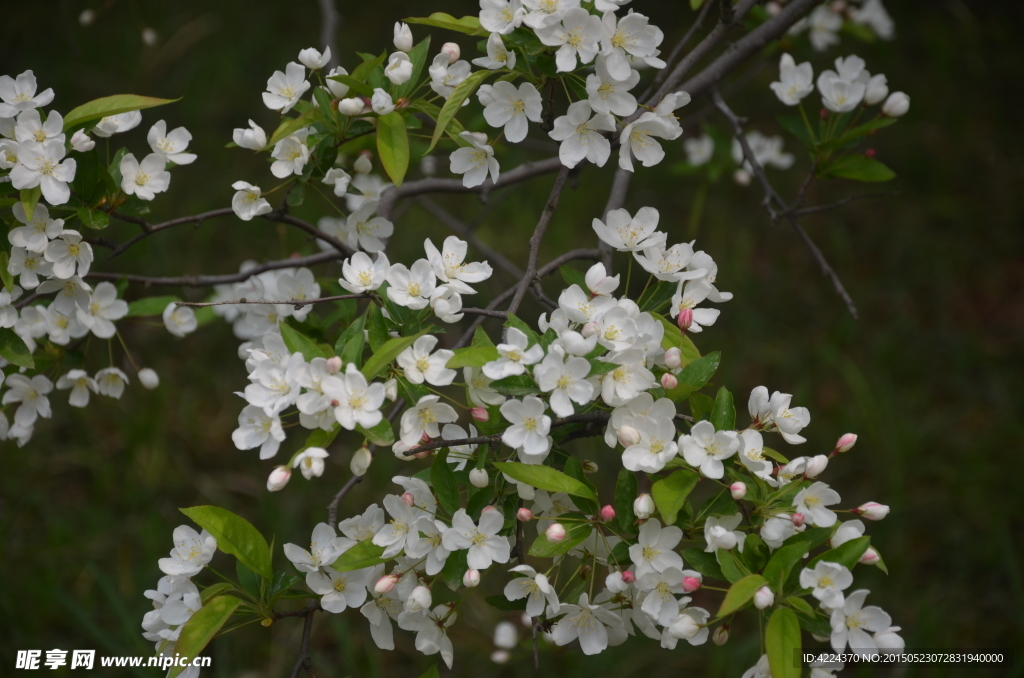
xmin=431 ymin=449 xmax=461 ymax=514
xmin=328 ymin=73 xmax=374 ymax=97
xmin=440 ymin=548 xmax=468 ymax=592
xmin=679 ymin=351 xmax=721 ymax=391
xmin=428 ymin=69 xmax=492 ymax=153
xmin=820 ymin=154 xmax=896 ymax=182
xmin=559 ymin=266 xmax=588 ymax=290
xmin=528 ymin=524 xmax=592 ymax=558
xmin=470 ymin=325 xmax=495 ymax=347
xmin=492 ymin=462 xmax=598 ymax=502
xmin=763 ymin=541 xmax=813 ymax=595
xmin=179 ymin=506 xmax=272 ymax=579
xmin=766 ymin=607 xmax=802 ymax=678
xmin=63 ymin=94 xmax=180 ymax=131
xmin=488 ymin=374 xmax=540 ymax=396
xmin=366 ymin=304 xmax=389 ymax=351
xmin=446 ymin=346 xmax=499 ymax=369
xmin=688 ymin=393 xmax=715 ymax=422
xmin=167 ymin=595 xmax=241 ymax=678
xmin=356 ymin=418 xmax=395 ymax=446
xmin=19 ymin=186 xmax=41 ymax=223
xmin=404 ymin=13 xmax=488 ymax=36
xmin=76 ymin=207 xmax=110 ymax=230
xmin=716 ymin=548 xmax=749 ymax=584
xmin=331 ymin=540 xmax=389 ymax=572
xmin=506 ymin=312 xmax=540 ymax=346
xmin=807 ymin=535 xmax=871 ymax=570
xmin=376 ymin=111 xmax=410 ymax=187
xmin=351 ymin=51 xmax=387 ymax=83
xmin=0 ymin=327 xmax=35 ymax=369
xmin=710 ymin=386 xmax=736 ymax=431
xmin=613 ymin=469 xmax=638 ymax=535
xmin=198 ymin=582 xmax=234 ymax=603
xmin=267 ymin=108 xmax=321 ymax=147
xmin=338 ymin=312 xmax=366 ymax=367
xmin=651 ymin=469 xmax=699 ymax=525
xmin=394 ymin=37 xmax=432 ymax=100
xmin=127 ymin=296 xmax=180 ymax=317
xmin=717 ymin=573 xmax=768 ymax=618
xmin=680 ymin=548 xmax=725 ymax=581
xmin=361 ymin=330 xmax=427 ymax=381
xmin=280 ymin=321 xmax=328 ymax=361
xmin=0 ymin=252 xmax=13 ymax=294
xmin=657 ymin=316 xmax=702 ymax=364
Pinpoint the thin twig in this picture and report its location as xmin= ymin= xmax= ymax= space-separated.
xmin=288 ymin=602 xmax=318 ymax=678
xmin=175 ymin=293 xmax=368 ymax=309
xmin=416 ymin=196 xmax=525 ymax=281
xmin=786 ymin=192 xmax=899 ymax=218
xmin=642 ymin=0 xmax=715 ymax=99
xmin=85 ymin=251 xmax=344 ymax=287
xmin=599 ymin=168 xmax=633 ymax=272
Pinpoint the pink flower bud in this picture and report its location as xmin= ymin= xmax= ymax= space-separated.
xmin=677 ymin=307 xmax=694 ymax=331
xmin=664 ymin=346 xmax=682 ymax=370
xmin=730 ymin=481 xmax=747 ymax=500
xmin=633 ymin=493 xmax=654 ymax=520
xmin=620 ymin=570 xmax=636 ymax=584
xmin=600 ymin=505 xmax=616 ymax=522
xmin=833 ymin=433 xmax=858 ymax=455
xmin=853 ymin=502 xmax=889 ymax=521
xmin=545 ymin=523 xmax=567 ymax=542
xmin=712 ymin=624 xmax=730 ymax=645
xmin=401 ymin=492 xmax=415 ymax=506
xmin=469 ymin=406 xmax=489 ymax=422
xmin=859 ymin=547 xmax=880 ymax=565
xmin=374 ymin=574 xmax=399 ymax=594
xmin=791 ymin=513 xmax=806 ymax=528
xmin=267 ymin=466 xmax=291 ymax=492
xmin=481 ymin=505 xmax=497 ymax=513
xmin=682 ymin=576 xmax=702 ymax=593
xmin=581 ymin=320 xmax=600 ymax=338
xmin=820 ymin=107 xmax=829 ymax=120
xmin=516 ymin=508 xmax=534 ymax=522
xmin=420 ymin=432 xmax=432 ymax=443
xmin=804 ymin=454 xmax=829 ymax=479
xmin=441 ymin=42 xmax=461 ymax=64
xmin=582 ymin=460 xmax=598 ymax=473
xmin=865 ymin=148 xmax=876 ymax=158
xmin=463 ymin=568 xmax=481 ymax=587
xmin=617 ymin=425 xmax=640 ymax=448
xmin=660 ymin=373 xmax=678 ymax=390
xmin=753 ymin=585 xmax=775 ymax=610
xmin=325 ymin=356 xmax=342 ymax=374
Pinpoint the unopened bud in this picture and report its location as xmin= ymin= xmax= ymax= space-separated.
xmin=581 ymin=321 xmax=600 ymax=338
xmin=765 ymin=1 xmax=782 ymax=15
xmin=350 ymin=447 xmax=372 ymax=476
xmin=469 ymin=468 xmax=489 ymax=488
xmin=419 ymin=155 xmax=438 ymax=177
xmin=490 ymin=650 xmax=510 ymax=664
xmin=420 ymin=432 xmax=431 ymax=443
xmin=833 ymin=433 xmax=858 ymax=455
xmin=882 ymin=91 xmax=910 ymax=118
xmin=469 ymin=406 xmax=489 ymax=422
xmin=401 ymin=492 xmax=415 ymax=506
xmin=325 ymin=356 xmax=342 ymax=374
xmin=664 ymin=347 xmax=682 ymax=369
xmin=791 ymin=512 xmax=806 ymax=528
xmin=407 ymin=585 xmax=432 ymax=613
xmin=859 ymin=547 xmax=880 ymax=565
xmin=753 ymin=585 xmax=775 ymax=610
xmin=470 ymin=131 xmax=488 ymax=144
xmin=338 ymin=97 xmax=364 ymax=116
xmin=579 ymin=564 xmax=592 ymax=580
xmin=620 ymin=570 xmax=636 ymax=584
xmin=677 ymin=307 xmax=694 ymax=332
xmin=853 ymin=502 xmax=889 ymax=520
xmin=267 ymin=466 xmax=291 ymax=492
xmin=384 ymin=378 xmax=398 ymax=401
xmin=668 ymin=614 xmax=700 ymax=640
xmin=463 ymin=568 xmax=481 ymax=587
xmin=600 ymin=505 xmax=616 ymax=522
xmin=481 ymin=505 xmax=497 ymax=513
xmin=633 ymin=493 xmax=654 ymax=520
xmin=617 ymin=425 xmax=641 ymax=448
xmin=354 ymin=153 xmax=373 ymax=174
xmin=865 ymin=148 xmax=876 ymax=158
xmin=70 ymin=129 xmax=96 ymax=153
xmin=820 ymin=107 xmax=829 ymax=120
xmin=804 ymin=454 xmax=828 ymax=479
xmin=374 ymin=574 xmax=399 ymax=594
xmin=79 ymin=8 xmax=96 ymax=25
xmin=682 ymin=576 xmax=702 ymax=593
xmin=582 ymin=460 xmax=598 ymax=473
xmin=712 ymin=624 xmax=729 ymax=645
xmin=730 ymin=481 xmax=747 ymax=500
xmin=393 ymin=22 xmax=414 ymax=52
xmin=441 ymin=42 xmax=461 ymax=64
xmin=138 ymin=367 xmax=159 ymax=389
xmin=516 ymin=508 xmax=534 ymax=521
xmin=660 ymin=373 xmax=678 ymax=390
xmin=545 ymin=523 xmax=567 ymax=542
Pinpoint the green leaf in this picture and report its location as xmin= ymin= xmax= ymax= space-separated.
xmin=280 ymin=321 xmax=328 ymax=361
xmin=267 ymin=108 xmax=321 ymax=147
xmin=446 ymin=346 xmax=499 ymax=368
xmin=356 ymin=418 xmax=395 ymax=446
xmin=690 ymin=0 xmax=707 ymax=8
xmin=427 ymin=69 xmax=492 ymax=153
xmin=740 ymin=533 xmax=768 ymax=573
xmin=331 ymin=540 xmax=389 ymax=572
xmin=651 ymin=469 xmax=699 ymax=526
xmin=823 ymin=116 xmax=897 ymax=152
xmin=688 ymin=393 xmax=715 ymax=422
xmin=338 ymin=312 xmax=366 ymax=367
xmin=417 ymin=665 xmax=441 ymax=678
xmin=431 ymin=449 xmax=461 ymax=514
xmin=126 ymin=295 xmax=180 ymax=317
xmin=63 ymin=94 xmax=180 ymax=132
xmin=637 ymin=280 xmax=676 ymax=313
xmin=328 ymin=73 xmax=374 ymax=97
xmin=493 ymin=462 xmax=597 ymax=502
xmin=761 ymin=446 xmax=790 ymax=464
xmin=440 ymin=549 xmax=468 ymax=591
xmin=351 ymin=51 xmax=387 ymax=84
xmin=179 ymin=506 xmax=272 ymax=579
xmin=717 ymin=573 xmax=768 ymax=618
xmin=376 ymin=112 xmax=410 ymax=187
xmin=807 ymin=535 xmax=870 ymax=570
xmin=666 ymin=350 xmax=720 ymax=400
xmin=763 ymin=541 xmax=812 ymax=595
xmin=681 ymin=548 xmax=725 ymax=581
xmin=167 ymin=595 xmax=241 ymax=678
xmin=506 ymin=312 xmax=540 ymax=346
xmin=394 ymin=37 xmax=432 ymax=101
xmin=405 ymin=13 xmax=488 ymax=36
xmin=528 ymin=523 xmax=592 ymax=558
xmin=235 ymin=560 xmax=261 ymax=599
xmin=777 ymin=113 xmax=813 ymax=148
xmin=820 ymin=154 xmax=896 ymax=182
xmin=562 ymin=457 xmax=599 ymax=515
xmin=0 ymin=252 xmax=15 ymax=294
xmin=613 ymin=469 xmax=638 ymax=535
xmin=361 ymin=329 xmax=427 ymax=381
xmin=0 ymin=327 xmax=34 ymax=369
xmin=710 ymin=386 xmax=736 ymax=431
xmin=587 ymin=359 xmax=617 ymax=376
xmin=198 ymin=582 xmax=234 ymax=603
xmin=766 ymin=607 xmax=802 ymax=678
xmin=471 ymin=325 xmax=495 ymax=347
xmin=304 ymin=425 xmax=340 ymax=452
xmin=76 ymin=207 xmax=110 ymax=230
xmin=366 ymin=304 xmax=389 ymax=350
xmin=716 ymin=549 xmax=749 ymax=584
xmin=488 ymin=374 xmax=540 ymax=396
xmin=559 ymin=266 xmax=588 ymax=290
xmin=19 ymin=187 xmax=41 ymax=223
xmin=486 ymin=594 xmax=527 ymax=611
xmin=106 ymin=147 xmax=128 ymax=192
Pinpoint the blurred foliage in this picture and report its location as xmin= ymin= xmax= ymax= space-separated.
xmin=1 ymin=1 xmax=1022 ymax=676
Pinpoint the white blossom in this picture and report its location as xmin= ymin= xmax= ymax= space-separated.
xmin=551 ymin=593 xmax=623 ymax=655
xmin=10 ymin=140 xmax=76 ymax=205
xmin=163 ymin=302 xmax=197 ymax=337
xmin=397 ymin=335 xmax=456 ymax=386
xmin=450 ymin=131 xmax=499 ymax=188
xmin=158 ymin=525 xmax=216 ymax=577
xmin=500 ymin=396 xmax=552 ymax=458
xmin=483 ymin=81 xmax=543 ymax=143
xmin=231 ymin=404 xmax=286 ymax=459
xmin=442 ymin=508 xmax=511 ymax=569
xmin=549 ymin=100 xmax=616 ymax=169
xmin=232 ymin=120 xmax=267 ymax=150
xmin=680 ymin=420 xmax=739 ymax=479
xmin=0 ymin=71 xmax=54 ymax=117
xmin=473 ymin=33 xmax=517 ymax=70
xmin=386 ymin=259 xmax=435 ymax=310
xmin=263 ymin=62 xmax=310 ymax=113
xmin=120 ymin=153 xmax=170 ymax=201
xmin=147 ymin=120 xmax=196 ymax=165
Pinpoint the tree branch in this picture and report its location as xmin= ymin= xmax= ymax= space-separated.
xmin=400 ymin=411 xmax=610 ymax=457
xmin=175 ymin=293 xmax=367 ymax=309
xmin=288 ymin=602 xmax=318 ymax=678
xmin=415 ymin=196 xmax=525 ymax=281
xmin=85 ymin=251 xmax=343 ymax=287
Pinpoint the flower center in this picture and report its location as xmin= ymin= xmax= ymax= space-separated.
xmin=406 ymin=282 xmax=422 ymax=297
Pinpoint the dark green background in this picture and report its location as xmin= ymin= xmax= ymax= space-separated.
xmin=1 ymin=1 xmax=1021 ymax=676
